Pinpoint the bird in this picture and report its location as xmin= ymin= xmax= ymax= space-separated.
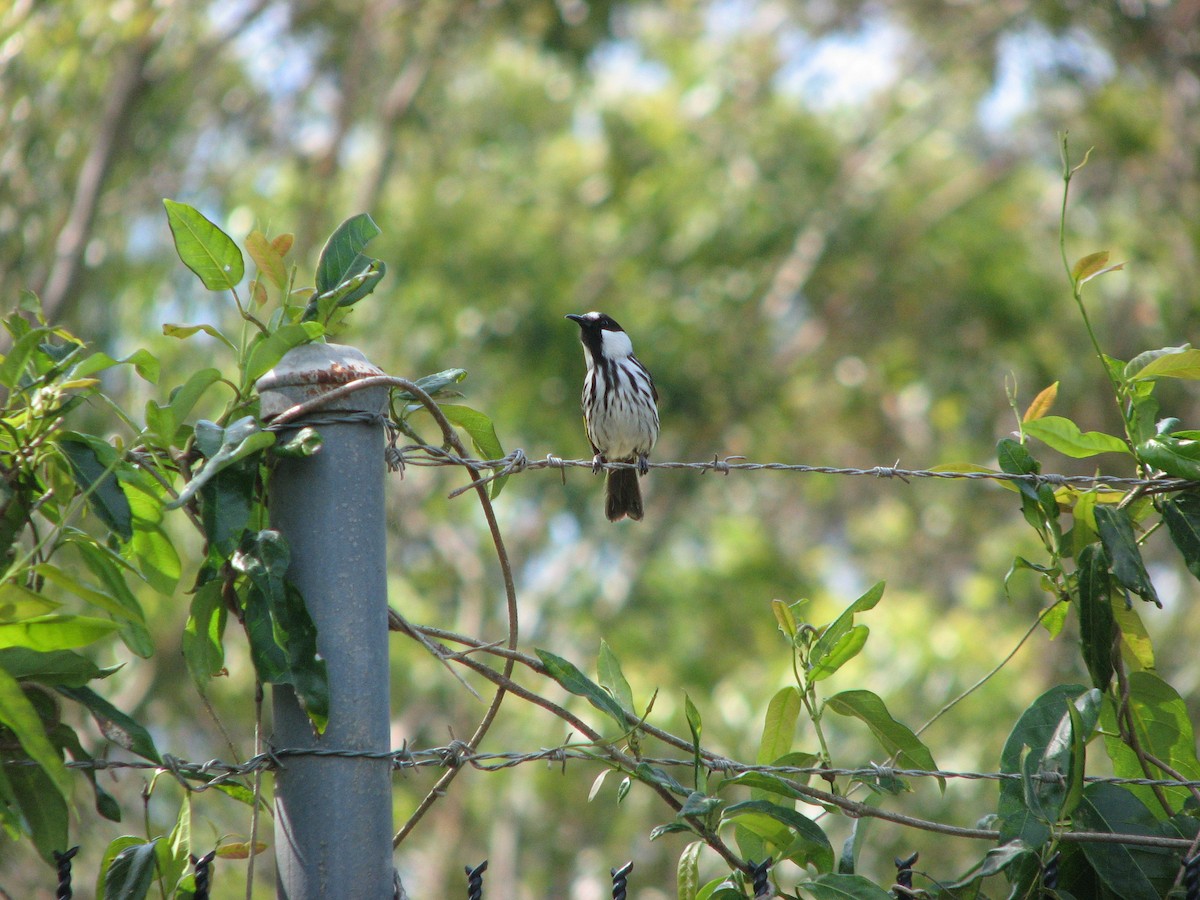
xmin=565 ymin=311 xmax=660 ymax=521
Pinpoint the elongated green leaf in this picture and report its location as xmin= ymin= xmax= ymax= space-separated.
xmin=234 ymin=531 xmax=329 ymax=731
xmin=70 ymin=541 xmax=152 ymax=658
xmin=35 ymin=565 xmax=143 ymax=623
xmin=243 ymin=321 xmax=324 ymax=384
xmin=1022 ymin=416 xmax=1130 ymax=458
xmin=0 ymin=647 xmax=114 ymax=686
xmin=439 ymin=404 xmax=509 ymax=498
xmin=809 ymin=582 xmax=883 ymax=677
xmin=1076 ymin=543 xmax=1115 ymax=691
xmin=0 ymin=583 xmax=60 ymax=621
xmin=104 ymin=838 xmax=160 ymax=900
xmin=1162 ymin=493 xmax=1200 ymax=582
xmin=6 ymin=761 xmax=68 ymax=865
xmin=169 ymin=417 xmax=275 ymax=511
xmin=163 ymin=200 xmax=244 ymax=291
xmin=51 ymin=722 xmax=121 ymax=821
xmin=824 ymin=690 xmax=937 ymax=775
xmin=677 ymin=841 xmax=704 ymax=900
xmin=808 ymin=625 xmax=868 ymax=682
xmin=73 ymin=348 xmax=160 ymax=383
xmin=182 ymin=580 xmax=226 ymax=686
xmin=724 ymin=800 xmax=833 ymax=870
xmin=0 ymin=615 xmax=121 ymax=650
xmin=58 ymin=685 xmax=162 ymax=763
xmin=757 ymin=686 xmax=802 ymax=765
xmin=1137 ymin=433 xmax=1200 ymax=481
xmin=1094 ymin=505 xmax=1159 ymax=606
xmin=0 ymin=326 xmax=51 ymax=389
xmin=394 ymin=368 xmax=468 ymax=401
xmin=1100 ymin=671 xmax=1200 ymax=813
xmin=998 ymin=684 xmax=1087 ymax=848
xmin=0 ymin=665 xmax=71 ymax=800
xmin=161 ymin=323 xmax=237 ymax=352
xmin=1126 ymin=346 xmax=1200 ymax=381
xmin=57 ymin=435 xmax=133 ymax=541
xmin=315 ymin=213 xmax=381 ymax=293
xmin=795 ymin=874 xmax=893 ymax=899
xmin=536 ymin=648 xmax=628 ymax=727
xmin=598 ymin=639 xmax=634 ymax=715
xmin=1077 ymin=784 xmax=1176 ymax=899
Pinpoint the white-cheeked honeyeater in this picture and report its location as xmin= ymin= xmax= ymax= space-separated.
xmin=566 ymin=312 xmax=660 ymax=522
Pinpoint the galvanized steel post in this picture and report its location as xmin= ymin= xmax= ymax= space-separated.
xmin=257 ymin=344 xmax=394 ymax=900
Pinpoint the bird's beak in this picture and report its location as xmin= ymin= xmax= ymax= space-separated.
xmin=565 ymin=314 xmax=584 ymax=324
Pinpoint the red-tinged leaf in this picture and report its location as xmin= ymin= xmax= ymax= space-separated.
xmin=1023 ymin=382 xmax=1058 ymax=422
xmin=271 ymin=233 xmax=295 ymax=257
xmin=245 ymin=230 xmax=287 ymax=290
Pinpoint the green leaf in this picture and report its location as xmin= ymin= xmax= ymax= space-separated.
xmin=243 ymin=321 xmax=324 ymax=384
xmin=183 ymin=580 xmax=226 ymax=686
xmin=161 ymin=323 xmax=237 ymax=352
xmin=0 ymin=665 xmax=72 ymax=800
xmin=57 ymin=434 xmax=133 ymax=541
xmin=1075 ymin=544 xmax=1115 ymax=691
xmin=52 ymin=722 xmax=121 ymax=821
xmin=723 ymin=800 xmax=833 ymax=871
xmin=1077 ymin=784 xmax=1176 ymax=899
xmin=438 ymin=404 xmax=509 ymax=499
xmin=677 ymin=840 xmax=704 ymax=900
xmin=103 ymin=838 xmax=161 ymax=900
xmin=169 ymin=416 xmax=275 ymax=511
xmin=6 ymin=760 xmax=69 ymax=865
xmin=824 ymin=690 xmax=938 ymax=777
xmin=0 ymin=647 xmax=114 ymax=686
xmin=809 ymin=582 xmax=883 ymax=681
xmin=1022 ymin=416 xmax=1130 ymax=458
xmin=245 ymin=230 xmax=288 ymax=290
xmin=1100 ymin=672 xmax=1200 ymax=813
xmin=70 ymin=540 xmax=153 ymax=658
xmin=0 ymin=615 xmax=121 ymax=650
xmin=1024 ymin=689 xmax=1100 ymax=823
xmin=944 ymin=840 xmax=1036 ymax=890
xmin=1093 ymin=505 xmax=1159 ymax=606
xmin=234 ymin=531 xmax=329 ymax=732
xmin=35 ymin=564 xmax=144 ymax=623
xmin=0 ymin=326 xmax=52 ymax=390
xmin=794 ymin=874 xmax=894 ymax=899
xmin=1162 ymin=493 xmax=1200 ymax=582
xmin=315 ymin=213 xmax=381 ymax=294
xmin=198 ymin=453 xmax=257 ymax=558
xmin=1137 ymin=432 xmax=1200 ymax=481
xmin=163 ymin=200 xmax=244 ymax=291
xmin=997 ymin=437 xmax=1039 ymax=476
xmin=273 ymin=426 xmax=323 ymax=458
xmin=58 ymin=685 xmax=162 ymax=763
xmin=0 ymin=583 xmax=60 ymax=621
xmin=757 ymin=687 xmax=802 ymax=765
xmin=1125 ymin=345 xmax=1200 ymax=381
xmin=393 ymin=368 xmax=468 ymax=401
xmin=998 ymin=684 xmax=1088 ymax=848
xmin=303 ymin=260 xmax=386 ymax=323
xmin=536 ymin=648 xmax=628 ymax=728
xmin=808 ymin=625 xmax=868 ymax=682
xmin=597 ymin=639 xmax=634 ymax=715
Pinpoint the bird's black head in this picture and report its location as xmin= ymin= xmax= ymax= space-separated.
xmin=565 ymin=311 xmax=625 ymax=333
xmin=567 ymin=311 xmax=629 ymax=361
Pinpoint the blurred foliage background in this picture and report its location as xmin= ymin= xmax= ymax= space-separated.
xmin=4 ymin=0 xmax=1200 ymax=896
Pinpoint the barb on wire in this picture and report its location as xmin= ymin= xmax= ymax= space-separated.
xmin=392 ymin=443 xmax=1193 ymax=494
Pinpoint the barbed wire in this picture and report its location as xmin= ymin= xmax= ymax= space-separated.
xmin=388 ymin=443 xmax=1195 ymax=498
xmin=27 ymin=744 xmax=1200 ymax=792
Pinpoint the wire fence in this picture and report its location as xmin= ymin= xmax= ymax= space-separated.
xmin=386 ymin=442 xmax=1195 ymax=498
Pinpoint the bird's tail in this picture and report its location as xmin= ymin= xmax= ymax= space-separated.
xmin=605 ymin=467 xmax=643 ymax=521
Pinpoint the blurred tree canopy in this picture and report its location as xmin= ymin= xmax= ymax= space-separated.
xmin=3 ymin=0 xmax=1200 ymax=895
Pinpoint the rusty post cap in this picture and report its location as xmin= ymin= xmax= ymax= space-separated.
xmin=256 ymin=343 xmax=386 ymax=420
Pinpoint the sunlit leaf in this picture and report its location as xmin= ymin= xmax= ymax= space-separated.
xmin=1022 ymin=382 xmax=1058 ymax=422
xmin=1022 ymin=416 xmax=1129 ymax=458
xmin=163 ymin=200 xmax=244 ymax=291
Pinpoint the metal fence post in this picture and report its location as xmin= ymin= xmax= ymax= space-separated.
xmin=257 ymin=343 xmax=394 ymax=900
